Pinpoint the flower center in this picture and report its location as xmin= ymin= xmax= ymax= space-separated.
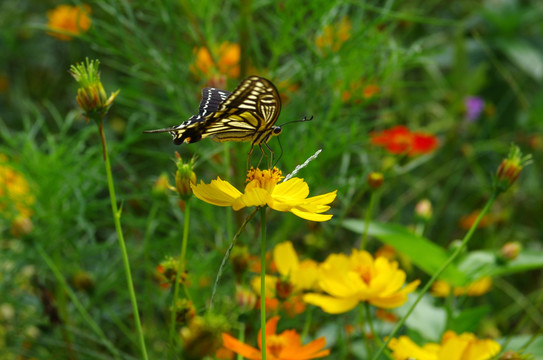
xmin=245 ymin=167 xmax=283 ymax=193
xmin=266 ymin=334 xmax=286 ymax=356
xmin=355 ymin=264 xmax=372 ymax=284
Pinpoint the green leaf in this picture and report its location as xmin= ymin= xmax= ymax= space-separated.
xmin=458 ymin=250 xmax=543 ymax=279
xmin=496 ymin=39 xmax=543 ymax=81
xmin=342 ymin=220 xmax=468 ymax=286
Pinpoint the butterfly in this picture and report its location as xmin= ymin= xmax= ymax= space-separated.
xmin=144 ymin=76 xmax=283 ymax=158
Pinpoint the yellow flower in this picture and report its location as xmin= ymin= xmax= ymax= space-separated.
xmin=222 ymin=316 xmax=330 ymax=359
xmin=46 ymin=4 xmax=91 ymax=41
xmin=0 ymin=155 xmax=35 ymax=220
xmin=388 ymin=336 xmax=440 ymax=360
xmin=389 ymin=331 xmax=501 ymax=360
xmin=431 ymin=277 xmax=492 ymax=297
xmin=192 ymin=42 xmax=240 ymax=78
xmin=191 ymin=167 xmax=337 ymax=222
xmin=303 ymin=250 xmax=419 ymax=313
xmin=273 ymin=241 xmax=319 ymax=292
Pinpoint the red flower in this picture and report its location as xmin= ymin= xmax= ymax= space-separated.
xmin=370 ymin=126 xmax=438 ymax=156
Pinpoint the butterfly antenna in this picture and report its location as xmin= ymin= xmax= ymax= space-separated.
xmin=142 ymin=127 xmax=174 ymax=134
xmin=277 ymin=115 xmax=314 ymax=128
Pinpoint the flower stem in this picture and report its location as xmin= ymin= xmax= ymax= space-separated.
xmin=361 ymin=190 xmax=377 ymax=250
xmin=97 ymin=120 xmax=149 ymax=360
xmin=260 ymin=206 xmax=268 ymax=360
xmin=35 ymin=243 xmax=121 ymax=359
xmin=169 ymin=200 xmax=191 ymax=354
xmin=371 ymin=191 xmax=498 ymax=360
xmin=209 ymin=207 xmax=259 ymax=309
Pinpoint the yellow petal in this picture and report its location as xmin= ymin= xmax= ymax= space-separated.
xmin=191 ymin=178 xmax=241 ymax=206
xmin=273 ymin=241 xmax=299 ymax=277
xmin=303 ymin=293 xmax=358 ymax=314
xmin=290 ymin=208 xmax=333 ymax=222
xmin=274 ymin=178 xmax=310 ymax=200
xmin=233 ymin=187 xmax=271 ymax=210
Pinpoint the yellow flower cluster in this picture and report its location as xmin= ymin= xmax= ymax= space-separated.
xmin=389 ymin=331 xmax=501 ymax=360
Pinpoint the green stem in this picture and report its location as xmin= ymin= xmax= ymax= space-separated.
xmin=301 ymin=305 xmax=313 ymax=340
xmin=169 ymin=200 xmax=191 ymax=355
xmin=260 ymin=207 xmax=267 ymax=360
xmin=35 ymin=243 xmax=121 ymax=359
xmin=97 ymin=121 xmax=149 ymax=360
xmin=364 ymin=303 xmax=384 ymax=349
xmin=237 ymin=321 xmax=246 ymax=360
xmin=371 ymin=192 xmax=498 ymax=360
xmin=361 ymin=190 xmax=377 ymax=250
xmin=209 ymin=207 xmax=259 ymax=309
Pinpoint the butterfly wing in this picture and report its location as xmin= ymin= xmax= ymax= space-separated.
xmin=198 ymin=76 xmax=282 ymax=145
xmin=144 ymin=87 xmax=231 ymax=145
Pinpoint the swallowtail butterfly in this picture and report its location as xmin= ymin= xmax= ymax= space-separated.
xmin=144 ymin=76 xmax=282 ymax=156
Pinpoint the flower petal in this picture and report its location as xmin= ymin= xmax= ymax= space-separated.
xmin=233 ymin=187 xmax=271 ymax=210
xmin=303 ymin=293 xmax=359 ymax=314
xmin=222 ymin=333 xmax=262 ymax=359
xmin=273 ymin=241 xmax=299 ymax=277
xmin=290 ymin=208 xmax=333 ymax=222
xmin=191 ymin=178 xmax=242 ymax=206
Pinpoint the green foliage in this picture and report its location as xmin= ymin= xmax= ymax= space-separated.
xmin=1 ymin=0 xmax=542 ymax=359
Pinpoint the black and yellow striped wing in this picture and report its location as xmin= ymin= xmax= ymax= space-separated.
xmin=200 ymin=76 xmax=282 ymax=146
xmin=144 ymin=87 xmax=231 ymax=145
xmin=144 ymin=76 xmax=282 ymax=147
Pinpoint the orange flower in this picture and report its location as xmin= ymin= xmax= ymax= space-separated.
xmin=222 ymin=316 xmax=330 ymax=359
xmin=46 ymin=4 xmax=91 ymax=40
xmin=192 ymin=42 xmax=240 ymax=78
xmin=362 ymin=84 xmax=380 ymax=99
xmin=315 ymin=17 xmax=351 ymax=53
xmin=459 ymin=210 xmax=497 ymax=230
xmin=370 ymin=125 xmax=438 ymax=156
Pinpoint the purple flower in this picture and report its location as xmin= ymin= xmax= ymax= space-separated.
xmin=465 ymin=96 xmax=485 ymax=122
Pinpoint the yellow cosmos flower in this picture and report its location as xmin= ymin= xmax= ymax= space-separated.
xmin=303 ymin=250 xmax=420 ymax=313
xmin=273 ymin=241 xmax=319 ymax=292
xmin=431 ymin=277 xmax=492 ymax=297
xmin=191 ymin=167 xmax=337 ymax=222
xmin=222 ymin=316 xmax=330 ymax=359
xmin=389 ymin=331 xmax=501 ymax=360
xmin=46 ymin=4 xmax=91 ymax=41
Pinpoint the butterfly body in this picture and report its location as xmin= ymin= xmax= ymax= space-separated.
xmin=144 ymin=76 xmax=282 ymax=151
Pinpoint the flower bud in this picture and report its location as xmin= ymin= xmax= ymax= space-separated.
xmin=367 ymin=172 xmax=384 ymax=190
xmin=500 ymin=242 xmax=522 ymax=261
xmin=70 ymin=58 xmax=119 ymax=118
xmin=234 ymin=285 xmax=257 ymax=312
xmin=171 ymin=299 xmax=196 ymax=326
xmin=174 ymin=153 xmax=197 ymax=201
xmin=415 ymin=199 xmax=433 ymax=221
xmin=180 ymin=315 xmax=229 ymax=360
xmin=494 ymin=145 xmax=532 ymax=193
xmin=155 ymin=257 xmax=188 ymax=289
